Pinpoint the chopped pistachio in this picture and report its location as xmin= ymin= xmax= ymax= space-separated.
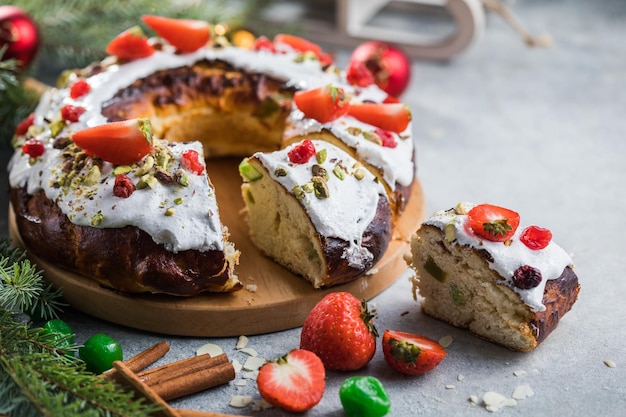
xmin=90 ymin=211 xmax=104 ymax=226
xmin=83 ymin=165 xmax=101 ymax=186
xmin=354 ymin=167 xmax=366 ymax=181
xmin=175 ymin=169 xmax=189 ymax=187
xmin=362 ymin=131 xmax=382 ymax=145
xmin=292 ymin=184 xmax=305 ymax=200
xmin=311 ymin=176 xmax=329 ymax=199
xmin=174 ymin=197 xmax=184 ymax=205
xmin=444 ymin=222 xmax=456 ymax=242
xmin=347 ymin=126 xmax=362 ymax=136
xmin=134 ymin=155 xmax=154 ymax=176
xmin=301 ymin=182 xmax=314 ymax=193
xmin=165 ymin=207 xmax=176 ymax=216
xmin=274 ymin=166 xmax=288 ymax=177
xmin=311 ymin=164 xmax=328 ymax=180
xmin=137 ymin=174 xmax=158 ymax=189
xmin=49 ymin=119 xmax=66 ymax=138
xmin=332 ymin=165 xmax=345 ymax=180
xmin=238 ymin=159 xmax=263 ymax=182
xmin=315 ymin=148 xmax=327 ymax=164
xmin=113 ymin=165 xmax=132 ymax=175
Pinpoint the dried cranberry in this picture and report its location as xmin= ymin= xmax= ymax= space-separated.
xmin=70 ymin=79 xmax=91 ymax=99
xmin=512 ymin=265 xmax=542 ymax=290
xmin=181 ymin=149 xmax=204 ymax=175
xmin=288 ymin=139 xmax=316 ymax=164
xmin=15 ymin=113 xmax=35 ymax=136
xmin=375 ymin=128 xmax=397 ymax=148
xmin=22 ymin=138 xmax=45 ymax=158
xmin=520 ymin=225 xmax=552 ymax=250
xmin=61 ymin=105 xmax=86 ymax=123
xmin=113 ymin=174 xmax=135 ymax=198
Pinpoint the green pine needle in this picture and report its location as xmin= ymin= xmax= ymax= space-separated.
xmin=0 ymin=309 xmax=161 ymax=416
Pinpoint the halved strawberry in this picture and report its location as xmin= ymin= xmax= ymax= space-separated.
xmin=274 ymin=33 xmax=322 ymax=57
xmin=71 ymin=119 xmax=153 ymax=165
xmin=294 ymin=85 xmax=349 ymax=124
xmin=106 ymin=26 xmax=154 ymax=60
xmin=347 ymin=102 xmax=411 ymax=133
xmin=382 ymin=330 xmax=447 ymax=376
xmin=257 ymin=349 xmax=325 ymax=413
xmin=142 ymin=15 xmax=210 ymax=53
xmin=15 ymin=113 xmax=35 ymax=136
xmin=466 ymin=203 xmax=520 ymax=242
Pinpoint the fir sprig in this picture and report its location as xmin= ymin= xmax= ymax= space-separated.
xmin=0 ymin=238 xmax=64 ymax=320
xmin=0 ymin=48 xmax=40 ymax=145
xmin=0 ymin=308 xmax=161 ymax=417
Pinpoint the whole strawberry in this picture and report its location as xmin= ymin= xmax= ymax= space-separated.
xmin=300 ymin=292 xmax=378 ymax=371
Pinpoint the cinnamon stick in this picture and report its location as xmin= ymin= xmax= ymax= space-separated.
xmin=103 ymin=340 xmax=170 ymax=379
xmin=138 ymin=353 xmax=228 ymax=385
xmin=151 ymin=361 xmax=235 ymax=401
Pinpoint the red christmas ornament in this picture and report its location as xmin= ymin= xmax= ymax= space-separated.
xmin=349 ymin=41 xmax=412 ymax=98
xmin=0 ymin=6 xmax=39 ymax=68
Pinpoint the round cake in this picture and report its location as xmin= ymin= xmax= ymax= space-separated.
xmin=8 ymin=17 xmax=416 ymax=296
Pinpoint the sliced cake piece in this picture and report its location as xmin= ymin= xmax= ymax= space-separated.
xmin=239 ymin=139 xmax=392 ymax=288
xmin=410 ymin=202 xmax=580 ymax=351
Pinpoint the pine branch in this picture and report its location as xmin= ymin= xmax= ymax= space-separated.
xmin=0 ymin=238 xmax=65 ymax=320
xmin=0 ymin=308 xmax=162 ymax=417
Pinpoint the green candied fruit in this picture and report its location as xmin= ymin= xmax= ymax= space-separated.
xmin=340 ymin=376 xmax=391 ymax=417
xmin=238 ymin=159 xmax=263 ymax=182
xmin=449 ymin=283 xmax=468 ymax=306
xmin=424 ymin=256 xmax=446 ymax=282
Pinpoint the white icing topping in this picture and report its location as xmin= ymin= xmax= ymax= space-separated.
xmin=253 ymin=140 xmax=386 ymax=266
xmin=423 ymin=202 xmax=574 ymax=312
xmin=8 ymin=41 xmax=414 ymax=253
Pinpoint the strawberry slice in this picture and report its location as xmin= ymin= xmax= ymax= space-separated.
xmin=257 ymin=349 xmax=325 ymax=413
xmin=72 ymin=119 xmax=153 ymax=165
xmin=466 ymin=203 xmax=520 ymax=242
xmin=106 ymin=26 xmax=154 ymax=60
xmin=142 ymin=15 xmax=210 ymax=53
xmin=274 ymin=33 xmax=322 ymax=57
xmin=347 ymin=102 xmax=411 ymax=133
xmin=382 ymin=330 xmax=447 ymax=376
xmin=15 ymin=113 xmax=35 ymax=136
xmin=294 ymin=85 xmax=349 ymax=124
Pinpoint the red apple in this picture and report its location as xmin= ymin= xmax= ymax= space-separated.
xmin=0 ymin=6 xmax=40 ymax=68
xmin=349 ymin=41 xmax=412 ymax=98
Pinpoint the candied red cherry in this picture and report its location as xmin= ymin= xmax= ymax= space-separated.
xmin=113 ymin=174 xmax=136 ymax=198
xmin=181 ymin=149 xmax=204 ymax=175
xmin=512 ymin=265 xmax=542 ymax=289
xmin=520 ymin=225 xmax=552 ymax=250
xmin=70 ymin=79 xmax=91 ymax=99
xmin=22 ymin=138 xmax=45 ymax=158
xmin=288 ymin=139 xmax=316 ymax=164
xmin=375 ymin=128 xmax=397 ymax=148
xmin=61 ymin=105 xmax=86 ymax=123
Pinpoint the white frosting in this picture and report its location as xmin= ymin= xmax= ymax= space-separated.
xmin=424 ymin=202 xmax=574 ymax=312
xmin=8 ymin=41 xmax=414 ymax=253
xmin=253 ymin=140 xmax=386 ymax=267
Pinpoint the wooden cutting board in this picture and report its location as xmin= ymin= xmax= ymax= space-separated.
xmin=9 ymin=158 xmax=424 ymax=337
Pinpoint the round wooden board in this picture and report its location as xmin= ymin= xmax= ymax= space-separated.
xmin=9 ymin=158 xmax=424 ymax=337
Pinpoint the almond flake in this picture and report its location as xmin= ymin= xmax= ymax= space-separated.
xmin=512 ymin=384 xmax=534 ymax=400
xmin=439 ymin=335 xmax=454 ymax=348
xmin=236 ymin=335 xmax=249 ymax=350
xmin=604 ymin=359 xmax=617 ymax=368
xmin=243 ymin=356 xmax=266 ymax=371
xmin=513 ymin=370 xmax=527 ymax=377
xmin=239 ymin=347 xmax=259 ymax=357
xmin=196 ymin=343 xmax=223 ymax=357
xmin=229 ymin=395 xmax=252 ymax=408
xmin=232 ymin=359 xmax=243 ymax=373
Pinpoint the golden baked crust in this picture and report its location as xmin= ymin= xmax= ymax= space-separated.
xmin=101 ymin=60 xmax=293 ymax=158
xmin=11 ymin=188 xmax=241 ymax=296
xmin=410 ymin=224 xmax=580 ymax=351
